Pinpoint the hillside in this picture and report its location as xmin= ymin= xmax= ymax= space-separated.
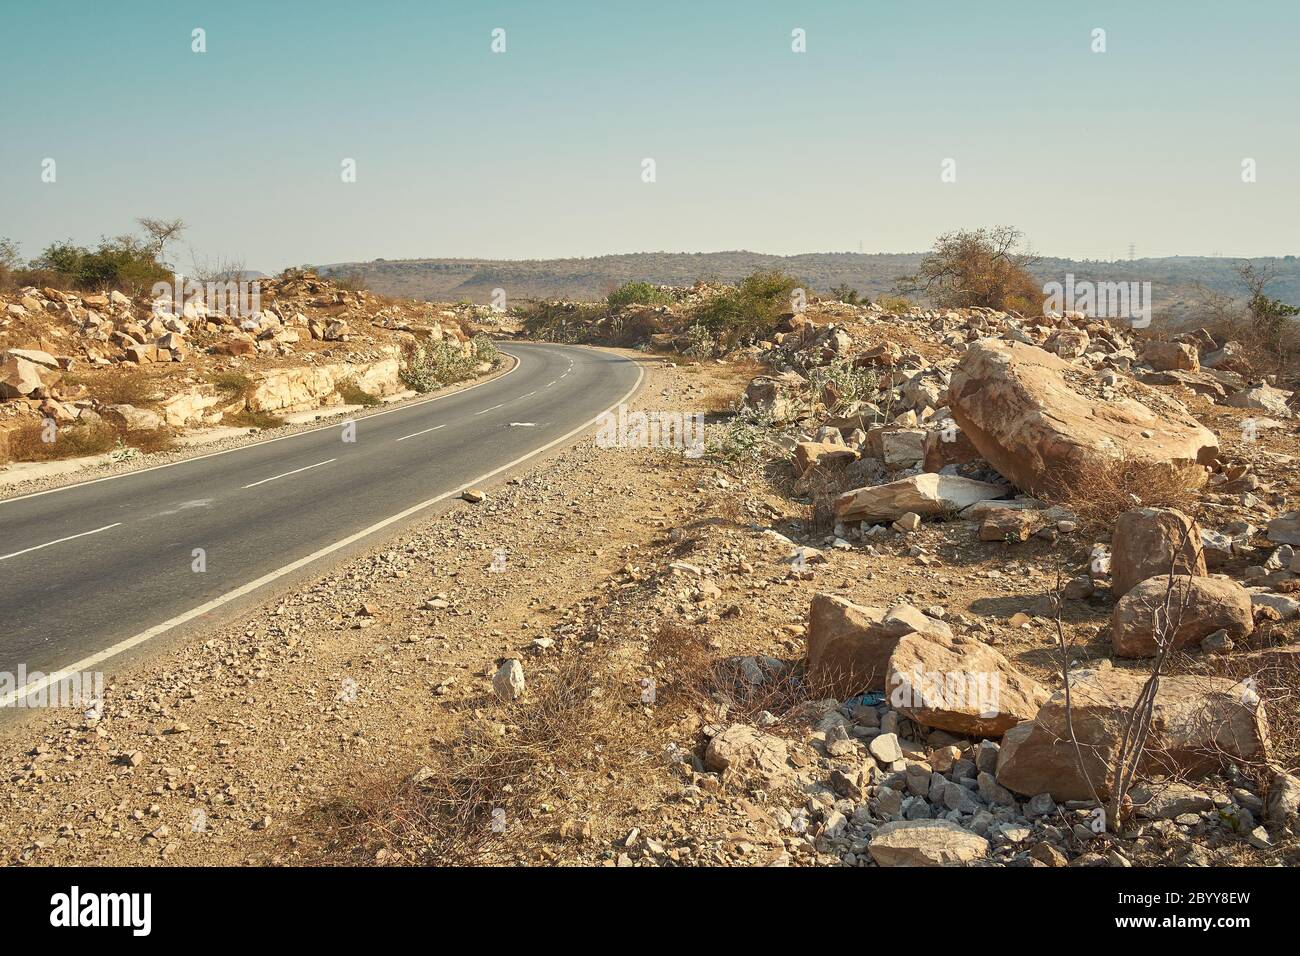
xmin=319 ymin=251 xmax=1300 ymax=319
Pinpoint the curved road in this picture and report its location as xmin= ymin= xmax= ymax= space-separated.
xmin=0 ymin=342 xmax=641 ymax=705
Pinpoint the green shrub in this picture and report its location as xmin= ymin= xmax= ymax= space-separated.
xmin=471 ymin=333 xmax=501 ymax=365
xmin=806 ymin=359 xmax=878 ymax=413
xmin=607 ymin=281 xmax=670 ymax=309
xmin=400 ymin=339 xmax=479 ymax=392
xmin=31 ymin=235 xmax=170 ymax=294
xmin=337 ymin=377 xmax=382 ymax=407
xmin=691 ymin=270 xmax=803 ymax=351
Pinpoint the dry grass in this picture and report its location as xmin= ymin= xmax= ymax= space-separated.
xmin=121 ymin=426 xmax=175 ymax=454
xmin=7 ymin=421 xmax=119 ymax=460
xmin=64 ymin=374 xmax=163 ymax=407
xmin=1044 ymin=455 xmax=1204 ymax=535
xmin=303 ymin=653 xmax=646 ymax=865
xmin=336 ymin=377 xmax=381 ymax=407
xmin=648 ymin=623 xmax=822 ymax=732
xmin=221 ymin=408 xmax=285 ymax=430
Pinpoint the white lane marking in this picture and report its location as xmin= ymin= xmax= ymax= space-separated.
xmin=546 ymin=380 xmax=557 ymax=387
xmin=0 ymin=350 xmax=524 ymax=508
xmin=0 ymin=355 xmax=644 ymax=709
xmin=521 ymin=390 xmax=536 ymax=398
xmin=509 ymin=422 xmax=537 ymax=428
xmin=241 ymin=459 xmax=336 ymax=489
xmin=560 ymin=371 xmax=569 ymax=379
xmin=395 ymin=424 xmax=446 ymax=442
xmin=0 ymin=523 xmax=122 ymax=563
xmin=474 ymin=403 xmax=505 ymax=416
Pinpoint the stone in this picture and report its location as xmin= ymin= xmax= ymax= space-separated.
xmin=1110 ymin=507 xmax=1206 ymax=598
xmin=881 ymin=429 xmax=926 ymax=467
xmin=885 ymin=631 xmax=1048 ymax=737
xmin=492 ymin=659 xmax=525 ymax=701
xmin=892 ymin=512 xmax=921 ymax=533
xmin=867 ymin=819 xmax=989 ymax=867
xmin=1224 ymin=383 xmax=1293 ymax=418
xmin=947 ymin=340 xmax=1217 ymax=496
xmin=1266 ymin=770 xmax=1300 ymax=827
xmin=703 ymin=724 xmax=791 ymax=786
xmin=978 ymin=507 xmax=1043 ymax=542
xmin=1141 ymin=340 xmax=1199 ymax=372
xmin=793 ymin=440 xmax=858 ymax=477
xmin=1030 ymin=842 xmax=1068 ymax=867
xmin=869 ymin=732 xmax=903 ymax=764
xmin=977 ymin=771 xmax=1017 ymax=806
xmin=806 ymin=594 xmax=952 ymax=696
xmin=1267 ymin=512 xmax=1300 ymax=546
xmin=0 ymin=355 xmax=55 ymax=399
xmin=1111 ymin=575 xmax=1254 ymax=657
xmin=461 ymin=488 xmax=486 ymax=503
xmin=100 ymin=404 xmax=164 ymax=431
xmin=834 ymin=473 xmax=1008 ymax=523
xmin=1132 ymin=781 xmax=1214 ymax=819
xmin=995 ymin=666 xmax=1268 ymax=800
xmin=1201 ymin=629 xmax=1234 ymax=654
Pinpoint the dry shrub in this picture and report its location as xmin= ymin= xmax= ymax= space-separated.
xmin=1044 ymin=455 xmax=1204 ymax=535
xmin=648 ymin=623 xmax=821 ymax=731
xmin=121 ymin=426 xmax=175 ymax=454
xmin=7 ymin=421 xmax=118 ymax=461
xmin=306 ymin=653 xmax=643 ymax=865
xmin=1201 ymin=647 xmax=1300 ymax=779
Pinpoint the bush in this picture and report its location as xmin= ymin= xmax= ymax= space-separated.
xmin=337 ymin=377 xmax=382 ymax=407
xmin=471 ymin=333 xmax=500 ymax=365
xmin=1043 ymin=455 xmax=1203 ymax=535
xmin=518 ymin=301 xmax=607 ymax=344
xmin=691 ymin=269 xmax=803 ymax=351
xmin=898 ymin=226 xmax=1041 ymax=311
xmin=30 ymin=235 xmax=170 ymax=294
xmin=607 ymin=281 xmax=670 ymax=309
xmin=806 ymin=359 xmax=877 ymax=414
xmin=399 ymin=339 xmax=479 ymax=393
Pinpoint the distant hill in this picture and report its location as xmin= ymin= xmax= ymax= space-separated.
xmin=318 ymin=251 xmax=1300 ymax=319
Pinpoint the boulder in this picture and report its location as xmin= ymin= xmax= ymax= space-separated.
xmin=492 ymin=659 xmax=525 ymax=701
xmin=947 ymin=340 xmax=1217 ymax=496
xmin=1141 ymin=340 xmax=1199 ymax=372
xmin=1202 ymin=341 xmax=1249 ymax=374
xmin=978 ymin=507 xmax=1044 ymax=542
xmin=1111 ymin=575 xmax=1254 ymax=657
xmin=0 ymin=355 xmax=54 ymax=398
xmin=703 ymin=724 xmax=791 ymax=787
xmin=1224 ymin=383 xmax=1293 ymax=418
xmin=834 ymin=473 xmax=1007 ymax=523
xmin=886 ymin=631 xmax=1049 ymax=737
xmin=743 ymin=374 xmax=801 ymax=423
xmin=806 ymin=594 xmax=951 ymax=696
xmin=868 ymin=819 xmax=989 ymax=867
xmin=793 ymin=440 xmax=858 ymax=477
xmin=100 ymin=404 xmax=165 ymax=431
xmin=1110 ymin=507 xmax=1206 ymax=598
xmin=995 ymin=666 xmax=1268 ymax=800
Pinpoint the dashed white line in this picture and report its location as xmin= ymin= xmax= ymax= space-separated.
xmin=0 ymin=358 xmax=646 ymax=709
xmin=546 ymin=380 xmax=557 ymax=388
xmin=242 ymin=459 xmax=336 ymax=489
xmin=395 ymin=424 xmax=446 ymax=442
xmin=0 ymin=522 xmax=122 ymax=563
xmin=474 ymin=403 xmax=505 ymax=416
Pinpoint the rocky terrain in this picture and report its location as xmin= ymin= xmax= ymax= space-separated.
xmin=0 ymin=271 xmax=501 ymax=470
xmin=2 ymin=281 xmax=1300 ymax=869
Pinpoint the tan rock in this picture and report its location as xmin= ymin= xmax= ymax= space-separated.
xmin=1110 ymin=507 xmax=1205 ymax=597
xmin=793 ymin=440 xmax=858 ymax=477
xmin=947 ymin=340 xmax=1217 ymax=496
xmin=978 ymin=507 xmax=1044 ymax=542
xmin=806 ymin=593 xmax=951 ymax=696
xmin=886 ymin=632 xmax=1049 ymax=737
xmin=995 ymin=666 xmax=1268 ymax=800
xmin=868 ymin=819 xmax=989 ymax=867
xmin=1111 ymin=574 xmax=1254 ymax=657
xmin=1142 ymin=340 xmax=1200 ymax=372
xmin=834 ymin=473 xmax=1007 ymax=523
xmin=703 ymin=724 xmax=791 ymax=786
xmin=0 ymin=356 xmax=55 ymax=399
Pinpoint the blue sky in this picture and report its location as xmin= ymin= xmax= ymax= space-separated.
xmin=1 ymin=0 xmax=1296 ymax=271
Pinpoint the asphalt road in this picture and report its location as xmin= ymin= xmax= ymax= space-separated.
xmin=0 ymin=342 xmax=641 ymax=703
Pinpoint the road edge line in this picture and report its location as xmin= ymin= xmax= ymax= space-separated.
xmin=0 ymin=349 xmax=644 ymax=708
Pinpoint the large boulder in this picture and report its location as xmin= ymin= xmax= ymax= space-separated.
xmin=793 ymin=440 xmax=858 ymax=477
xmin=0 ymin=355 xmax=57 ymax=399
xmin=1110 ymin=507 xmax=1206 ymax=597
xmin=1224 ymin=383 xmax=1293 ymax=418
xmin=1141 ymin=340 xmax=1199 ymax=372
xmin=1111 ymin=575 xmax=1254 ymax=657
xmin=833 ymin=473 xmax=1007 ymax=523
xmin=868 ymin=819 xmax=989 ymax=867
xmin=947 ymin=340 xmax=1217 ymax=496
xmin=995 ymin=665 xmax=1268 ymax=800
xmin=806 ymin=594 xmax=951 ymax=696
xmin=886 ymin=632 xmax=1049 ymax=737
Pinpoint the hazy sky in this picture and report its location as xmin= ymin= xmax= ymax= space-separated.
xmin=2 ymin=0 xmax=1297 ymax=272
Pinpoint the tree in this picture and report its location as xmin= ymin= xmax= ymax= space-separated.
xmin=0 ymin=237 xmax=19 ymax=289
xmin=1237 ymin=261 xmax=1300 ymax=349
xmin=136 ymin=217 xmax=186 ymax=269
xmin=898 ymin=226 xmax=1041 ymax=312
